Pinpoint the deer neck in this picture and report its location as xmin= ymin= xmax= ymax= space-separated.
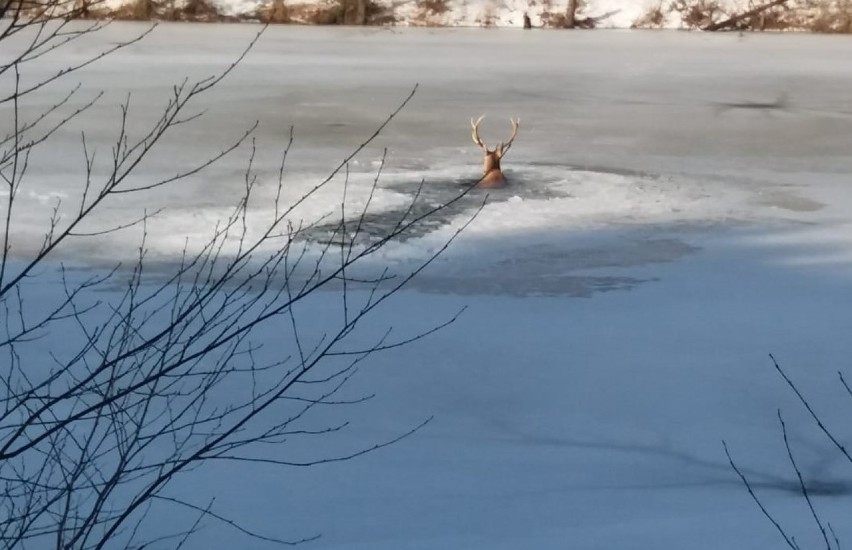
xmin=483 ymin=151 xmax=501 ymax=175
xmin=479 ymin=151 xmax=506 ymax=188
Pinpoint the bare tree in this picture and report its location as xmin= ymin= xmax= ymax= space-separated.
xmin=1 ymin=12 xmax=477 ymax=549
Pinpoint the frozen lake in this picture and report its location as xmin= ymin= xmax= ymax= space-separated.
xmin=12 ymin=24 xmax=852 ymax=295
xmin=6 ymin=23 xmax=852 ymax=549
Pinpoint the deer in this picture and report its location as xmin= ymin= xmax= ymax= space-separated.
xmin=471 ymin=115 xmax=519 ymax=189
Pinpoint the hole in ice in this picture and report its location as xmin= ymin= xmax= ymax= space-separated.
xmin=304 ymin=165 xmax=574 ymax=246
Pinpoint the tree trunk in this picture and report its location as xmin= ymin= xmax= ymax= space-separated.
xmin=270 ymin=0 xmax=288 ymax=22
xmin=355 ymin=0 xmax=366 ymax=24
xmin=565 ymin=0 xmax=578 ymax=28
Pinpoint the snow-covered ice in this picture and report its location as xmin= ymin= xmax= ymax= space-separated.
xmin=6 ymin=23 xmax=852 ymax=548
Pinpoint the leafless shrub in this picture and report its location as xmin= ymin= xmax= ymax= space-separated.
xmin=804 ymin=0 xmax=852 ymax=31
xmin=0 ymin=12 xmax=472 ymax=549
xmin=632 ymin=2 xmax=666 ymax=27
xmin=110 ymin=0 xmax=223 ymax=21
xmin=540 ymin=0 xmax=581 ymax=26
xmin=4 ymin=0 xmax=79 ymax=18
xmin=177 ymin=0 xmax=222 ymax=21
xmin=70 ymin=0 xmax=111 ymax=18
xmin=633 ymin=0 xmax=841 ymax=31
xmin=418 ymin=0 xmax=449 ymax=15
xmin=538 ymin=9 xmax=563 ymax=25
xmin=670 ymin=0 xmax=728 ymax=28
xmin=411 ymin=0 xmax=449 ymax=25
xmin=298 ymin=0 xmax=391 ymax=24
xmin=540 ymin=0 xmax=613 ymax=28
xmin=259 ymin=0 xmax=291 ymax=22
xmin=109 ymin=0 xmax=154 ymax=19
xmin=303 ymin=0 xmax=343 ymax=23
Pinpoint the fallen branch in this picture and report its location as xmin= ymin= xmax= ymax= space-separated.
xmin=703 ymin=0 xmax=787 ymax=31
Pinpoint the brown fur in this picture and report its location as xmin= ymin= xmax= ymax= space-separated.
xmin=479 ymin=150 xmax=506 ymax=188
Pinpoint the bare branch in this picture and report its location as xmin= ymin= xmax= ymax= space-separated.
xmin=723 ymin=441 xmax=800 ymax=550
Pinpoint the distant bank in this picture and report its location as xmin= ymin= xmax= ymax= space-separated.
xmin=9 ymin=0 xmax=852 ymax=32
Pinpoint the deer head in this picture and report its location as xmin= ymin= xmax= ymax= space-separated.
xmin=471 ymin=115 xmax=519 ymax=188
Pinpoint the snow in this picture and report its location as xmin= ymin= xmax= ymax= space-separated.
xmin=7 ymin=23 xmax=852 ymax=548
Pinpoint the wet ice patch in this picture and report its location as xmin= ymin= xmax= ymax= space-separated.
xmin=367 ymin=163 xmax=752 ymax=265
xmin=294 ymin=164 xmax=743 ymax=297
xmin=752 ymin=190 xmax=825 ymax=213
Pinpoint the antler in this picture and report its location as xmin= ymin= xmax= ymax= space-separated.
xmin=471 ymin=115 xmax=487 ymax=151
xmin=498 ymin=117 xmax=520 ymax=157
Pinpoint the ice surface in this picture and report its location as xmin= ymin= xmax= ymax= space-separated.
xmin=6 ymin=23 xmax=852 ymax=548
